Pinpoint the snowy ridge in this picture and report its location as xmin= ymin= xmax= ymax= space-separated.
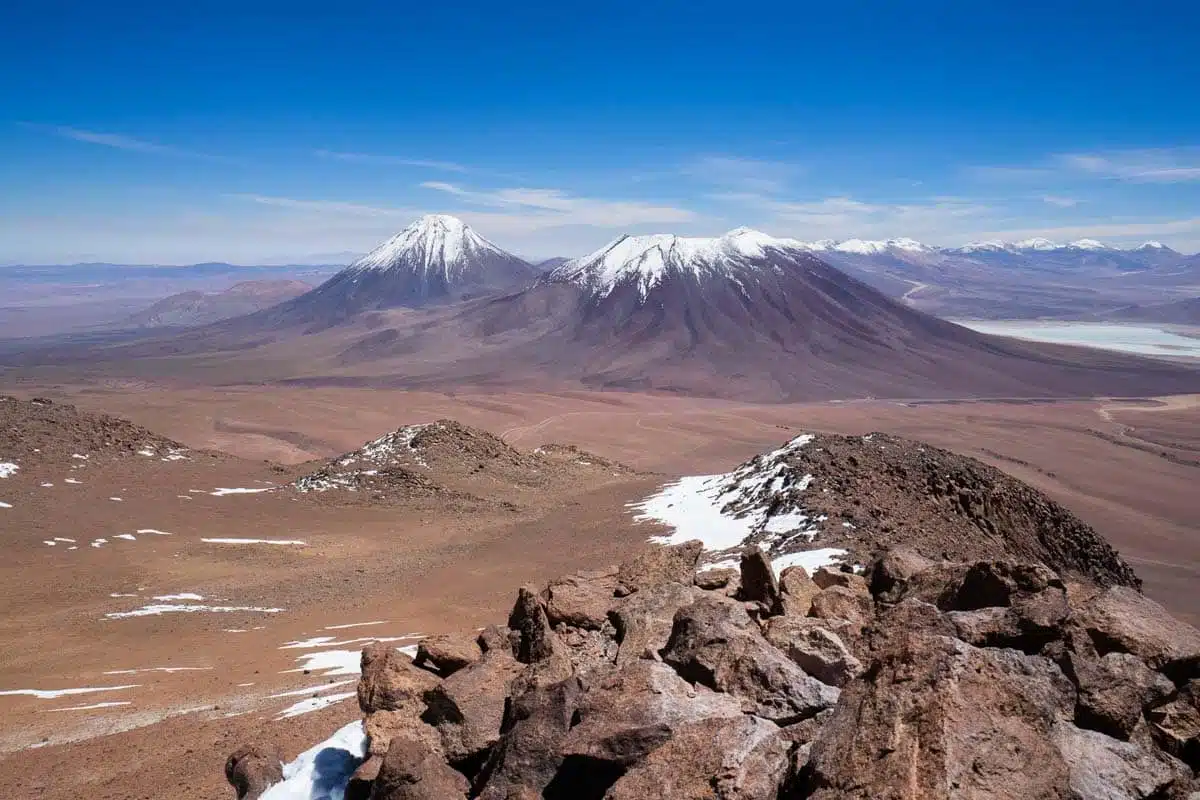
xmin=293 ymin=423 xmax=439 ymax=493
xmin=549 ymin=227 xmax=810 ymax=299
xmin=347 ymin=215 xmax=511 ymax=278
xmin=630 ymin=433 xmax=847 ymax=574
xmin=828 ymin=237 xmax=933 ymax=255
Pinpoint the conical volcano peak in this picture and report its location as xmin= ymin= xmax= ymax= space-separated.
xmin=349 ymin=214 xmax=506 ymax=275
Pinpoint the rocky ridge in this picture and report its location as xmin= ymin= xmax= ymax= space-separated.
xmin=0 ymin=395 xmax=193 ymax=470
xmin=291 ymin=419 xmax=633 ymax=505
xmin=230 ymin=539 xmax=1200 ymax=799
xmin=634 ymin=431 xmax=1140 ymax=591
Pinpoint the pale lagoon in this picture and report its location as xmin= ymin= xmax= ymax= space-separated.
xmin=955 ymin=321 xmax=1200 ymax=360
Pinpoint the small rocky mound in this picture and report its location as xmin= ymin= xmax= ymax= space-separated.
xmin=635 ymin=432 xmax=1139 ymax=591
xmin=0 ymin=395 xmax=192 ymax=471
xmin=228 ymin=542 xmax=1199 ymax=799
xmin=291 ymin=419 xmax=632 ymax=504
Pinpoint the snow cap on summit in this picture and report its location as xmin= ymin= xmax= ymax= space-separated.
xmin=348 ymin=214 xmax=509 ymax=276
xmin=550 ymin=227 xmax=807 ymax=299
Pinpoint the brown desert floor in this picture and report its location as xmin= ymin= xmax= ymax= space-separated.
xmin=0 ymin=384 xmax=1196 ymax=799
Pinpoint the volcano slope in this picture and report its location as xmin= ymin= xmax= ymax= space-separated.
xmin=306 ymin=229 xmax=1200 ymax=401
xmin=7 ymin=228 xmax=1199 ymax=402
xmin=224 ymin=430 xmax=1200 ymax=800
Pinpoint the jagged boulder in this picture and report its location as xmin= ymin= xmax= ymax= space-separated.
xmin=359 ymin=643 xmax=440 ymax=715
xmin=421 ymin=647 xmax=525 ymax=766
xmin=1067 ymin=651 xmax=1175 ymax=740
xmin=778 ymin=566 xmax=821 ymax=618
xmin=370 ymin=733 xmax=469 ymax=800
xmin=557 ymin=660 xmax=744 ymax=773
xmin=810 ymin=567 xmax=868 ymax=595
xmin=617 ymin=539 xmax=703 ymax=592
xmin=661 ymin=595 xmax=839 ymax=723
xmin=414 ymin=633 xmax=481 ymax=677
xmin=695 ymin=568 xmax=737 ymax=591
xmin=762 ymin=617 xmax=863 ymax=687
xmin=225 ymin=743 xmax=283 ymax=800
xmin=868 ymin=546 xmax=935 ymax=604
xmin=1147 ymin=679 xmax=1200 ymax=769
xmin=1074 ymin=586 xmax=1200 ymax=680
xmin=738 ymin=547 xmax=783 ymax=616
xmin=542 ymin=568 xmax=619 ymax=630
xmin=508 ymin=585 xmax=560 ymax=664
xmin=476 ymin=677 xmax=585 ymax=799
xmin=804 ymin=627 xmax=1080 ymax=798
xmin=605 ymin=715 xmax=793 ymax=800
xmin=609 ymin=580 xmax=699 ymax=666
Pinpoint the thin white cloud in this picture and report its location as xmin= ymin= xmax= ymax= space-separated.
xmin=1041 ymin=195 xmax=1080 ymax=207
xmin=418 ymin=181 xmax=698 ymax=229
xmin=683 ymin=155 xmax=803 ymax=194
xmin=970 ymin=147 xmax=1200 ymax=184
xmin=28 ymin=124 xmax=223 ymax=160
xmin=228 ymin=194 xmax=413 ymax=217
xmin=714 ymin=191 xmax=991 ymax=241
xmin=1058 ymin=149 xmax=1200 ymax=183
xmin=975 ymin=216 xmax=1200 ymax=241
xmin=314 ymin=150 xmax=472 ymax=173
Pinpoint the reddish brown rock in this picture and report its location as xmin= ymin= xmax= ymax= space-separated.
xmin=807 ymin=585 xmax=872 ymax=632
xmin=811 ymin=566 xmax=868 ymax=595
xmin=225 ymin=743 xmax=283 ymax=800
xmin=762 ymin=616 xmax=863 ymax=687
xmin=609 ymin=580 xmax=698 ymax=666
xmin=369 ymin=733 xmax=469 ymax=800
xmin=778 ymin=565 xmax=822 ymax=618
xmin=738 ymin=546 xmax=783 ymax=616
xmin=358 ymin=643 xmax=440 ymax=715
xmin=1067 ymin=651 xmax=1174 ymax=740
xmin=617 ymin=540 xmax=703 ymax=592
xmin=1074 ymin=586 xmax=1200 ymax=679
xmin=421 ymin=647 xmax=524 ymax=765
xmin=508 ymin=585 xmax=560 ymax=664
xmin=661 ymin=596 xmax=839 ymax=723
xmin=414 ymin=633 xmax=481 ymax=677
xmin=1148 ymin=680 xmax=1200 ymax=769
xmin=604 ymin=715 xmax=791 ymax=800
xmin=476 ymin=677 xmax=585 ymax=799
xmin=695 ymin=568 xmax=736 ymax=591
xmin=541 ymin=572 xmax=617 ymax=631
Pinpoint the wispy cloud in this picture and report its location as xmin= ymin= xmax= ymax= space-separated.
xmin=975 ymin=216 xmax=1200 ymax=242
xmin=1058 ymin=149 xmax=1200 ymax=183
xmin=713 ymin=191 xmax=991 ymax=241
xmin=969 ymin=147 xmax=1200 ymax=184
xmin=228 ymin=194 xmax=414 ymax=217
xmin=682 ymin=155 xmax=803 ymax=194
xmin=28 ymin=124 xmax=223 ymax=160
xmin=1041 ymin=195 xmax=1080 ymax=207
xmin=419 ymin=181 xmax=698 ymax=229
xmin=314 ymin=149 xmax=473 ymax=173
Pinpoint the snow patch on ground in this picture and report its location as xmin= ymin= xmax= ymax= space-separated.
xmin=137 ymin=529 xmax=173 ymax=535
xmin=0 ymin=462 xmax=18 ymax=479
xmin=269 ymin=680 xmax=356 ymax=699
xmin=46 ymin=701 xmax=132 ymax=712
xmin=202 ymin=538 xmax=306 ymax=545
xmin=276 ymin=692 xmax=358 ymax=720
xmin=260 ymin=720 xmax=366 ymax=799
xmin=0 ymin=684 xmax=139 ymax=700
xmin=323 ymin=620 xmax=387 ymax=631
xmin=103 ymin=666 xmax=210 ymax=675
xmin=114 ymin=533 xmax=136 ymax=540
xmin=209 ymin=487 xmax=274 ymax=496
xmin=0 ymin=501 xmax=11 ymax=509
xmin=152 ymin=593 xmax=203 ymax=601
xmin=631 ymin=433 xmax=847 ymax=572
xmin=105 ymin=604 xmax=284 ymax=619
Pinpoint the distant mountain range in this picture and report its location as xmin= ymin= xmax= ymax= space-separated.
xmin=6 ymin=215 xmax=1197 ymax=401
xmin=125 ymin=279 xmax=312 ymax=328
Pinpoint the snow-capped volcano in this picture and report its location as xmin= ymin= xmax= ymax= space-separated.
xmin=549 ymin=228 xmax=806 ymax=299
xmin=261 ymin=215 xmax=535 ymax=325
xmin=347 ymin=214 xmax=515 ymax=276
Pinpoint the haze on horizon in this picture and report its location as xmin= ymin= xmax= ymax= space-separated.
xmin=2 ymin=1 xmax=1199 ymax=265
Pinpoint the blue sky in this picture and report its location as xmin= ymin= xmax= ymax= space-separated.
xmin=2 ymin=0 xmax=1199 ymax=263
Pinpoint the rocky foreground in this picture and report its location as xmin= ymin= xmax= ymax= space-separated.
xmin=227 ymin=539 xmax=1200 ymax=799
